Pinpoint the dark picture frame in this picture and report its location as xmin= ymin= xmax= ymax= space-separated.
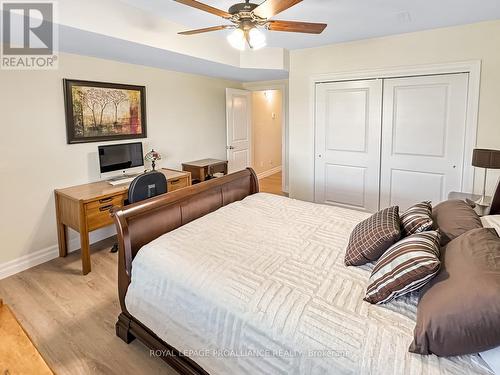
xmin=63 ymin=79 xmax=147 ymax=144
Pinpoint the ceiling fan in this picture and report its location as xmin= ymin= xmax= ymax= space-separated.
xmin=174 ymin=0 xmax=327 ymax=50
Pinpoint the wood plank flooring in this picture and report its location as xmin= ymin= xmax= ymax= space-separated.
xmin=259 ymin=172 xmax=286 ymax=196
xmin=0 ymin=239 xmax=176 ymax=375
xmin=0 ymin=172 xmax=286 ymax=375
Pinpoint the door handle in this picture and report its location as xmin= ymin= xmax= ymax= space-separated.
xmin=226 ymin=146 xmax=235 ymax=150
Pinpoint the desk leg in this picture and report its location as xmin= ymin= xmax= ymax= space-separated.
xmin=199 ymin=167 xmax=205 ymax=182
xmin=80 ymin=230 xmax=91 ymax=275
xmin=55 ymin=192 xmax=68 ymax=257
xmin=78 ymin=204 xmax=91 ymax=275
xmin=57 ymin=223 xmax=68 ymax=257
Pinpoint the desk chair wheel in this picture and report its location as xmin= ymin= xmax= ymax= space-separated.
xmin=110 ymin=243 xmax=119 ymax=253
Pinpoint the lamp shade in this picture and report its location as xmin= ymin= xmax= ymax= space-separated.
xmin=145 ymin=149 xmax=162 ymax=162
xmin=472 ymin=149 xmax=500 ymax=169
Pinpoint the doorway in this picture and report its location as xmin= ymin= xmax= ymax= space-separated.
xmin=226 ymin=86 xmax=286 ymax=195
xmin=252 ymin=89 xmax=283 ymax=195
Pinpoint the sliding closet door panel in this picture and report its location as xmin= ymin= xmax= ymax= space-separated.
xmin=380 ymin=74 xmax=468 ymax=210
xmin=315 ymin=80 xmax=382 ymax=212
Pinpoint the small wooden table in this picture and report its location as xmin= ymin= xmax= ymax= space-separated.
xmin=0 ymin=299 xmax=53 ymax=374
xmin=182 ymin=158 xmax=228 ymax=183
xmin=54 ymin=168 xmax=191 ymax=275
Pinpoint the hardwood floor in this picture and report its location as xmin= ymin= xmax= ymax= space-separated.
xmin=0 ymin=239 xmax=176 ymax=375
xmin=258 ymin=172 xmax=286 ymax=196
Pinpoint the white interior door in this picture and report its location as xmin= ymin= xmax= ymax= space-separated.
xmin=226 ymin=88 xmax=251 ymax=173
xmin=315 ymin=80 xmax=383 ymax=212
xmin=380 ymin=73 xmax=469 ymax=210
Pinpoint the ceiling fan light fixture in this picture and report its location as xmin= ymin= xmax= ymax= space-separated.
xmin=248 ymin=27 xmax=266 ymax=50
xmin=175 ymin=0 xmax=327 ymax=50
xmin=227 ymin=28 xmax=246 ymax=51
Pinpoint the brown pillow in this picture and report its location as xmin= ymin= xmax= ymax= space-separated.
xmin=400 ymin=202 xmax=433 ymax=236
xmin=410 ymin=228 xmax=500 ymax=356
xmin=345 ymin=206 xmax=401 ymax=266
xmin=432 ymin=199 xmax=482 ymax=246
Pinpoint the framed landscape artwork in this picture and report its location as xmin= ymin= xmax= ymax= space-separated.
xmin=64 ymin=79 xmax=147 ymax=144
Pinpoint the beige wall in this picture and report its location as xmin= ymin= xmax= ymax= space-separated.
xmin=252 ymin=90 xmax=282 ymax=175
xmin=289 ymin=20 xmax=500 ymax=201
xmin=0 ymin=52 xmax=241 ymax=268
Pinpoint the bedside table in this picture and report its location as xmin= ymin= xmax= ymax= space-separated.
xmin=448 ymin=191 xmax=491 ymax=216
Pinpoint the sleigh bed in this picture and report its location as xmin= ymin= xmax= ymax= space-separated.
xmin=113 ymin=168 xmax=498 ymax=375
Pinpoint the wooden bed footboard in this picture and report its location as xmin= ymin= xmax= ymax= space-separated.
xmin=112 ymin=168 xmax=259 ymax=373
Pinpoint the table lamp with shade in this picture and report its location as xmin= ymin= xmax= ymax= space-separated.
xmin=145 ymin=149 xmax=162 ymax=171
xmin=472 ymin=148 xmax=500 ymax=206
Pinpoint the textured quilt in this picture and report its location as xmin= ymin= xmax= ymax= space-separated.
xmin=125 ymin=193 xmax=491 ymax=375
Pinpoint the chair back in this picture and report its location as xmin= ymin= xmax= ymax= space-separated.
xmin=128 ymin=171 xmax=167 ymax=204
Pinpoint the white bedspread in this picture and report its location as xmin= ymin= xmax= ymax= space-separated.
xmin=125 ymin=193 xmax=491 ymax=375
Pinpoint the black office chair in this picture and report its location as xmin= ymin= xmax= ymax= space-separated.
xmin=110 ymin=171 xmax=167 ymax=252
xmin=127 ymin=170 xmax=167 ymax=204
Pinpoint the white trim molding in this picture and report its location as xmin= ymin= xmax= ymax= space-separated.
xmin=309 ymin=60 xmax=482 ymax=201
xmin=257 ymin=165 xmax=282 ymax=180
xmin=0 ymin=227 xmax=115 ymax=280
xmin=0 ymin=245 xmax=60 ymax=280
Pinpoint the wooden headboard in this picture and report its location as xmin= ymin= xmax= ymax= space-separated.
xmin=489 ymin=178 xmax=500 ymax=215
xmin=113 ymin=168 xmax=259 ymax=312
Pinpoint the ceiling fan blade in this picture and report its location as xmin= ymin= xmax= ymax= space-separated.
xmin=267 ymin=20 xmax=327 ymax=34
xmin=178 ymin=25 xmax=234 ymax=35
xmin=173 ymin=0 xmax=232 ymax=19
xmin=253 ymin=0 xmax=303 ymax=19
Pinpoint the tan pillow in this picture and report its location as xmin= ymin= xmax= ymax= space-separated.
xmin=344 ymin=206 xmax=401 ymax=266
xmin=364 ymin=231 xmax=441 ymax=304
xmin=410 ymin=228 xmax=500 ymax=356
xmin=432 ymin=199 xmax=482 ymax=246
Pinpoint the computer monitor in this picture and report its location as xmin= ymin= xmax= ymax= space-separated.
xmin=98 ymin=142 xmax=144 ymax=175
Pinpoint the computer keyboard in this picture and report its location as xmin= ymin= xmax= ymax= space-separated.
xmin=107 ymin=175 xmax=138 ymax=186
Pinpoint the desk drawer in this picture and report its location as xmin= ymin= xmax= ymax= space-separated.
xmin=85 ymin=194 xmax=125 ymax=230
xmin=167 ymin=176 xmax=189 ymax=192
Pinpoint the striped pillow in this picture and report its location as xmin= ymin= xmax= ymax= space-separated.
xmin=364 ymin=230 xmax=441 ymax=305
xmin=400 ymin=202 xmax=433 ymax=236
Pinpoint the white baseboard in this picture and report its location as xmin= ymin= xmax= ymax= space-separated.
xmin=0 ymin=226 xmax=116 ymax=280
xmin=257 ymin=165 xmax=282 ymax=180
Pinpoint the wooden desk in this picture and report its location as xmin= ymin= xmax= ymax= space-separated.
xmin=182 ymin=158 xmax=228 ymax=182
xmin=0 ymin=299 xmax=53 ymax=374
xmin=55 ymin=168 xmax=191 ymax=275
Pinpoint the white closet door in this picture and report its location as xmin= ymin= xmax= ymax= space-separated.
xmin=380 ymin=74 xmax=469 ymax=210
xmin=315 ymin=80 xmax=382 ymax=212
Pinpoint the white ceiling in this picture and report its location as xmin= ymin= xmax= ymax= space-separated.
xmin=120 ymin=0 xmax=500 ymax=49
xmin=38 ymin=0 xmax=500 ymax=81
